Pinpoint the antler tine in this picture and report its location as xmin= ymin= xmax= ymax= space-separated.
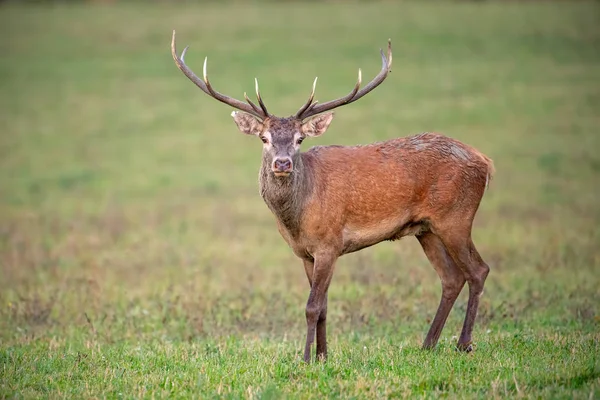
xmin=202 ymin=57 xmax=212 ymax=89
xmin=297 ymin=39 xmax=392 ymax=120
xmin=304 ymin=100 xmax=319 ymax=114
xmin=171 ymin=30 xmax=268 ymax=120
xmin=244 ymin=92 xmax=264 ymax=115
xmin=255 ymin=78 xmax=269 ymax=116
xmin=295 ymin=77 xmax=319 ymax=118
xmin=387 ymin=38 xmax=392 ymax=70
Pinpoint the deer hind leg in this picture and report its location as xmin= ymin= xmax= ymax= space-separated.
xmin=417 ymin=231 xmax=466 ymax=350
xmin=437 ymin=227 xmax=490 ymax=352
xmin=303 ymin=253 xmax=337 ymax=363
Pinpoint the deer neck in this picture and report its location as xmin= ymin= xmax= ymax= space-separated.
xmin=259 ymin=154 xmax=311 ymax=238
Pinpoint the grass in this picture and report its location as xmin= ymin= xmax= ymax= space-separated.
xmin=1 ymin=0 xmax=599 ymax=398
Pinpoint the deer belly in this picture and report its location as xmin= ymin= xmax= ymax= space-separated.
xmin=341 ymin=218 xmax=426 ymax=254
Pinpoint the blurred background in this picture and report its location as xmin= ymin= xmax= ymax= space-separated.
xmin=0 ymin=0 xmax=599 ymax=395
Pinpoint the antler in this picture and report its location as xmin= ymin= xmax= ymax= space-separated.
xmin=295 ymin=39 xmax=392 ymax=120
xmin=171 ymin=30 xmax=270 ymax=120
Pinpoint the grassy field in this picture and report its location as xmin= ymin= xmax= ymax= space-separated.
xmin=1 ymin=1 xmax=599 ymax=398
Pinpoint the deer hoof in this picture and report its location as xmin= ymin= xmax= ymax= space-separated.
xmin=456 ymin=342 xmax=473 ymax=352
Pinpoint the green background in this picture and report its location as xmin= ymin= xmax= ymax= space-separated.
xmin=1 ymin=1 xmax=599 ymax=398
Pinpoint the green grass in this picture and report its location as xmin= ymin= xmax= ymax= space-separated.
xmin=1 ymin=1 xmax=599 ymax=398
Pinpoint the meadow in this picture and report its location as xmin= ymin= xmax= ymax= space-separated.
xmin=0 ymin=1 xmax=599 ymax=398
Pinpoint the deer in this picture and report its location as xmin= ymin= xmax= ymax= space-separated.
xmin=171 ymin=31 xmax=495 ymax=363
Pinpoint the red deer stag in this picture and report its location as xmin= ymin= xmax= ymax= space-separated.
xmin=171 ymin=31 xmax=494 ymax=362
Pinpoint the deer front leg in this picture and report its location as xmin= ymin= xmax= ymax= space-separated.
xmin=303 ymin=253 xmax=337 ymax=363
xmin=302 ymin=258 xmax=330 ymax=361
xmin=316 ymin=294 xmax=328 ymax=361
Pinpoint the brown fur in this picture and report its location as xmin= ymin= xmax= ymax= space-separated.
xmin=255 ymin=130 xmax=494 ymax=257
xmin=244 ymin=115 xmax=494 ymax=362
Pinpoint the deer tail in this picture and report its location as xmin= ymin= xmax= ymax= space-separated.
xmin=482 ymin=154 xmax=495 ymax=191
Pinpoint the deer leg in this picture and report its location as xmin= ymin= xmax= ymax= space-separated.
xmin=316 ymin=294 xmax=328 ymax=361
xmin=418 ymin=232 xmax=465 ymax=348
xmin=302 ymin=259 xmax=315 ymax=286
xmin=302 ymin=259 xmax=328 ymax=360
xmin=440 ymin=233 xmax=490 ymax=352
xmin=417 ymin=231 xmax=466 ymax=350
xmin=303 ymin=253 xmax=337 ymax=363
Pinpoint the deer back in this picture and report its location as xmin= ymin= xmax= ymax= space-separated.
xmin=288 ymin=132 xmax=494 ymax=256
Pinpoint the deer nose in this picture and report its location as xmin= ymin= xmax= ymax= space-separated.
xmin=273 ymin=158 xmax=292 ymax=172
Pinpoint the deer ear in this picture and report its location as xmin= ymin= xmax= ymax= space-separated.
xmin=301 ymin=112 xmax=334 ymax=137
xmin=231 ymin=111 xmax=264 ymax=136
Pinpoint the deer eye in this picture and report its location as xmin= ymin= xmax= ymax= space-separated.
xmin=296 ymin=137 xmax=304 ymax=145
xmin=260 ymin=136 xmax=269 ymax=144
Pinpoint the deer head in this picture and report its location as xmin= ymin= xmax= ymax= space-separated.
xmin=231 ymin=113 xmax=334 ymax=177
xmin=170 ymin=30 xmax=392 ymax=178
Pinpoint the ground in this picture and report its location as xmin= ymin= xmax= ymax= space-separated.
xmin=0 ymin=1 xmax=599 ymax=398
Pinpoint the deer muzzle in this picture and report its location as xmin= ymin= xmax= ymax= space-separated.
xmin=272 ymin=158 xmax=293 ymax=176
